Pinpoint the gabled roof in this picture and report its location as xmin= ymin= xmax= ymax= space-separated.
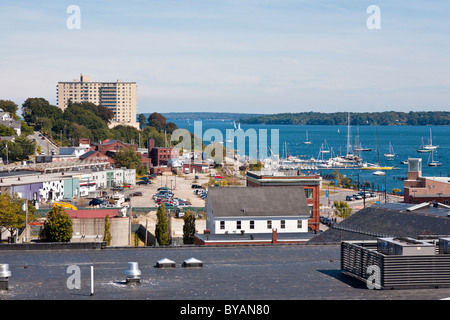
xmin=79 ymin=150 xmax=100 ymax=159
xmin=206 ymin=186 xmax=310 ymax=218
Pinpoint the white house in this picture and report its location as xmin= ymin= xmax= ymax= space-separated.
xmin=205 ymin=186 xmax=310 ymax=235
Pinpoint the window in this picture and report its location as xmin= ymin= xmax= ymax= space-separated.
xmin=267 ymin=220 xmax=272 ymax=229
xmin=281 ymin=220 xmax=285 ymax=229
xmin=305 ymin=188 xmax=313 ymax=199
xmin=236 ymin=221 xmax=241 ymax=229
xmin=220 ymin=221 xmax=225 ymax=230
xmin=297 ymin=220 xmax=302 ymax=229
xmin=250 ymin=220 xmax=254 ymax=229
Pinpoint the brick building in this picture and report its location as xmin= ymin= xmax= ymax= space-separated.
xmin=403 ymin=158 xmax=450 ymax=205
xmin=246 ymin=170 xmax=322 ymax=232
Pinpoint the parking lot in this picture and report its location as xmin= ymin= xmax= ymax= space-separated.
xmin=121 ymin=172 xmax=214 ymax=237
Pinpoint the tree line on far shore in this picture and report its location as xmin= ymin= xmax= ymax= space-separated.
xmin=239 ymin=111 xmax=450 ymax=126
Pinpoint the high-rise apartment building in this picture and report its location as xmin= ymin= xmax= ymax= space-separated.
xmin=57 ymin=74 xmax=138 ymax=128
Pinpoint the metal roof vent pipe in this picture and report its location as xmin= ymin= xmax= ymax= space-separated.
xmin=0 ymin=264 xmax=12 ymax=290
xmin=124 ymin=262 xmax=141 ymax=284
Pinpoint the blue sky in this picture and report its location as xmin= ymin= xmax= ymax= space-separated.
xmin=1 ymin=0 xmax=449 ymax=114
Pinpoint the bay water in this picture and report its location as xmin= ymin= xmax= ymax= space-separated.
xmin=171 ymin=119 xmax=450 ymax=194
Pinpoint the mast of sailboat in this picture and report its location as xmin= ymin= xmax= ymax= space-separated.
xmin=376 ymin=126 xmax=380 ymax=165
xmin=346 ymin=112 xmax=352 ymax=155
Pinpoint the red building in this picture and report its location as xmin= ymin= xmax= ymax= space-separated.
xmin=404 ymin=158 xmax=450 ymax=205
xmin=95 ymin=139 xmax=137 ymax=153
xmin=246 ymin=170 xmax=322 ymax=232
xmin=146 ymin=138 xmax=179 ymax=167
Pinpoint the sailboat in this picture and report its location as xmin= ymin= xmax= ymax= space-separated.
xmin=361 ymin=126 xmax=393 ymax=171
xmin=424 ymin=128 xmax=438 ymax=151
xmin=353 ymin=128 xmax=372 ymax=153
xmin=384 ymin=142 xmax=395 ymax=159
xmin=427 ymin=150 xmax=441 ymax=167
xmin=302 ymin=131 xmax=312 ymax=144
xmin=416 ymin=137 xmax=432 ymax=153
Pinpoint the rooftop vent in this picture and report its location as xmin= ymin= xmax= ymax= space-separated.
xmin=439 ymin=238 xmax=450 ymax=254
xmin=155 ymin=258 xmax=176 ymax=269
xmin=377 ymin=237 xmax=435 ymax=256
xmin=124 ymin=262 xmax=141 ymax=283
xmin=182 ymin=257 xmax=203 ymax=268
xmin=0 ymin=264 xmax=11 ymax=291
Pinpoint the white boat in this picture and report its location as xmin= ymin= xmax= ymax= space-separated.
xmin=427 ymin=150 xmax=441 ymax=167
xmin=423 ymin=128 xmax=438 ymax=151
xmin=373 ymin=170 xmax=385 ymax=176
xmin=384 ymin=142 xmax=395 ymax=159
xmin=416 ymin=137 xmax=432 ymax=153
xmin=302 ymin=131 xmax=312 ymax=144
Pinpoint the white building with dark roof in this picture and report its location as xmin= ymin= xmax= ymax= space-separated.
xmin=205 ymin=186 xmax=311 ymax=235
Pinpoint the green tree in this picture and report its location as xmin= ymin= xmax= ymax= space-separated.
xmin=0 ymin=124 xmax=16 ymax=136
xmin=20 ymin=120 xmax=34 ymax=136
xmin=148 ymin=112 xmax=167 ymax=132
xmin=0 ymin=100 xmax=19 ymax=116
xmin=333 ymin=200 xmax=352 ymax=219
xmin=0 ymin=193 xmax=26 ymax=240
xmin=182 ymin=210 xmax=196 ymax=245
xmin=155 ymin=203 xmax=170 ymax=246
xmin=103 ymin=215 xmax=112 ymax=246
xmin=113 ymin=146 xmax=147 ymax=175
xmin=22 ymin=97 xmax=62 ymax=127
xmin=0 ymin=140 xmax=21 ymax=163
xmin=40 ymin=206 xmax=73 ymax=242
xmin=14 ymin=135 xmax=36 ymax=160
xmin=62 ymin=104 xmax=110 ymax=141
xmin=138 ymin=113 xmax=147 ymax=129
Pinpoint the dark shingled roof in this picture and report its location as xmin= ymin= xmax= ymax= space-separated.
xmin=206 ymin=186 xmax=310 ymax=218
xmin=309 ymin=202 xmax=450 ymax=243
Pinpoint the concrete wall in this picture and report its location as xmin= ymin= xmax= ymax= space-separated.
xmin=71 ymin=217 xmax=129 ymax=246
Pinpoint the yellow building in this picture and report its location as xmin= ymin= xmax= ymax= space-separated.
xmin=57 ymin=74 xmax=138 ymax=128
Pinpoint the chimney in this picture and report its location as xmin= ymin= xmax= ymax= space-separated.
xmin=272 ymin=229 xmax=277 ymax=244
xmin=148 ymin=138 xmax=155 ymax=154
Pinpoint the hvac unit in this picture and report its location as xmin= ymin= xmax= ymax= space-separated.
xmin=377 ymin=237 xmax=435 ymax=256
xmin=439 ymin=238 xmax=450 ymax=254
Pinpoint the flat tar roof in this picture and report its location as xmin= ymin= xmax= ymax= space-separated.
xmin=1 ymin=244 xmax=450 ymax=303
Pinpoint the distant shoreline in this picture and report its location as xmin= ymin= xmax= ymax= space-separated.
xmin=238 ymin=111 xmax=450 ymax=126
xmin=138 ymin=111 xmax=450 ymax=126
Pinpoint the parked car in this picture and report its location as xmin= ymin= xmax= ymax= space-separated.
xmin=131 ymin=191 xmax=143 ymax=196
xmin=191 ymin=184 xmax=203 ymax=189
xmin=89 ymin=198 xmax=104 ymax=206
xmin=352 ymin=194 xmax=362 ymax=200
xmin=111 ymin=186 xmax=124 ymax=191
xmin=358 ymin=191 xmax=372 ymax=198
xmin=345 ymin=195 xmax=355 ymax=201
